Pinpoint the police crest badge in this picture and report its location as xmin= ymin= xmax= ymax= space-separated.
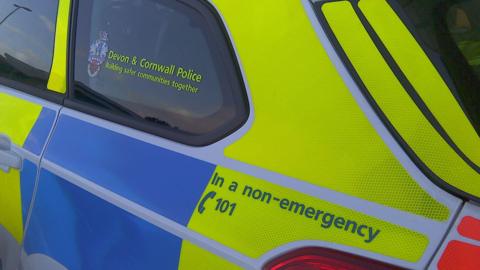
xmin=88 ymin=31 xmax=109 ymax=77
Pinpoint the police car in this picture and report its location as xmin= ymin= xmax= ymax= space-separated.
xmin=0 ymin=0 xmax=479 ymax=269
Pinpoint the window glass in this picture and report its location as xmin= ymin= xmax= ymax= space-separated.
xmin=73 ymin=0 xmax=248 ymax=145
xmin=0 ymin=0 xmax=58 ymax=89
xmin=394 ymin=0 xmax=480 ymax=134
xmin=446 ymin=1 xmax=480 ymax=79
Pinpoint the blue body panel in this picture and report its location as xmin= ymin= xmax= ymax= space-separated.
xmin=44 ymin=115 xmax=214 ymax=225
xmin=20 ymin=108 xmax=57 ymax=226
xmin=24 ymin=169 xmax=182 ymax=270
xmin=24 ymin=108 xmax=56 ymax=156
xmin=22 ymin=113 xmax=222 ymax=268
xmin=20 ymin=160 xmax=37 ymax=225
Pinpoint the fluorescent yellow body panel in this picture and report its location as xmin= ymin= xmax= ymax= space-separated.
xmin=0 ymin=170 xmax=23 ymax=243
xmin=212 ymin=0 xmax=449 ymax=220
xmin=322 ymin=2 xmax=480 ymax=198
xmin=179 ymin=241 xmax=241 ymax=270
xmin=47 ymin=0 xmax=71 ymax=94
xmin=358 ymin=0 xmax=480 ymax=169
xmin=0 ymin=93 xmax=42 ymax=146
xmin=187 ymin=167 xmax=429 ymax=262
xmin=0 ymin=93 xmax=42 ymax=242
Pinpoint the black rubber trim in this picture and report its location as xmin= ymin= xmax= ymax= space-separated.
xmin=347 ymin=1 xmax=480 ymax=173
xmin=311 ymin=0 xmax=480 ymax=203
xmin=66 ymin=0 xmax=249 ymax=147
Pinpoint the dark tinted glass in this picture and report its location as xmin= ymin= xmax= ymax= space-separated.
xmin=393 ymin=0 xmax=480 ymax=134
xmin=73 ymin=0 xmax=248 ymax=145
xmin=446 ymin=1 xmax=480 ymax=79
xmin=0 ymin=0 xmax=58 ymax=88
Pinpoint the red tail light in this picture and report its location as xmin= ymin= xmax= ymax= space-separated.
xmin=264 ymin=247 xmax=404 ymax=270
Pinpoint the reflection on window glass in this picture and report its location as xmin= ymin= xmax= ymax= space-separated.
xmin=74 ymin=0 xmax=247 ymax=144
xmin=0 ymin=0 xmax=58 ymax=88
xmin=394 ymin=0 xmax=480 ymax=134
xmin=447 ymin=2 xmax=480 ymax=78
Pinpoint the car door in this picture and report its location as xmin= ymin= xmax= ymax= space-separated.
xmin=21 ymin=0 xmax=249 ymax=269
xmin=0 ymin=0 xmax=67 ymax=269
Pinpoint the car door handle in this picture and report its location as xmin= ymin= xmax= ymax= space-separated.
xmin=0 ymin=134 xmax=22 ymax=173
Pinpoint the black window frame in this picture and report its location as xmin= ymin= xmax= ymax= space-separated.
xmin=0 ymin=0 xmax=65 ymax=104
xmin=65 ymin=0 xmax=250 ymax=146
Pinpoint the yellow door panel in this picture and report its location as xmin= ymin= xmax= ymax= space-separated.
xmin=187 ymin=167 xmax=429 ymax=263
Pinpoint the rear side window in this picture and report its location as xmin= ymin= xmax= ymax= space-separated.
xmin=0 ymin=0 xmax=58 ymax=89
xmin=392 ymin=0 xmax=480 ymax=135
xmin=72 ymin=0 xmax=248 ymax=146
